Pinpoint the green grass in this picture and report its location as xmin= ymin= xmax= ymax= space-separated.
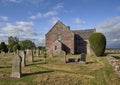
xmin=0 ymin=53 xmax=120 ymax=85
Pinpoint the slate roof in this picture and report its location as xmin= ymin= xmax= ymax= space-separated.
xmin=72 ymin=29 xmax=96 ymax=40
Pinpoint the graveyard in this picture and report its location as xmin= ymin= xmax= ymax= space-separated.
xmin=0 ymin=51 xmax=120 ymax=85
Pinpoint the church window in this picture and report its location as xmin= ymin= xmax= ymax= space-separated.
xmin=57 ymin=34 xmax=61 ymax=41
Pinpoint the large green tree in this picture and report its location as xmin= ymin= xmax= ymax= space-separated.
xmin=20 ymin=39 xmax=36 ymax=50
xmin=8 ymin=36 xmax=19 ymax=52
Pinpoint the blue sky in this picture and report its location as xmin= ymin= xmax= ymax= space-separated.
xmin=0 ymin=0 xmax=120 ymax=48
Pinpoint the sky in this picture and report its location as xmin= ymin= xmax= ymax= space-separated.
xmin=0 ymin=0 xmax=120 ymax=48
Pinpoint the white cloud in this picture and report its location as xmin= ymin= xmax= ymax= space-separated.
xmin=0 ymin=16 xmax=8 ymax=21
xmin=16 ymin=21 xmax=34 ymax=26
xmin=2 ymin=0 xmax=44 ymax=3
xmin=52 ymin=3 xmax=63 ymax=10
xmin=96 ymin=16 xmax=120 ymax=48
xmin=49 ymin=17 xmax=60 ymax=25
xmin=1 ymin=0 xmax=22 ymax=3
xmin=1 ymin=21 xmax=36 ymax=37
xmin=0 ymin=21 xmax=34 ymax=41
xmin=30 ymin=13 xmax=42 ymax=19
xmin=29 ymin=11 xmax=57 ymax=19
xmin=29 ymin=3 xmax=63 ymax=19
xmin=75 ymin=18 xmax=86 ymax=24
xmin=0 ymin=21 xmax=45 ymax=46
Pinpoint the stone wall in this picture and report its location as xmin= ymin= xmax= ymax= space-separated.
xmin=50 ymin=40 xmax=62 ymax=56
xmin=106 ymin=56 xmax=120 ymax=78
xmin=105 ymin=49 xmax=120 ymax=53
xmin=46 ymin=21 xmax=74 ymax=55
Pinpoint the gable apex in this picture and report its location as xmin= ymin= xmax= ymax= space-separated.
xmin=46 ymin=20 xmax=69 ymax=35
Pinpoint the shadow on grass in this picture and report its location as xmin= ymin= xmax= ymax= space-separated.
xmin=0 ymin=66 xmax=11 ymax=68
xmin=86 ymin=61 xmax=94 ymax=64
xmin=113 ymin=56 xmax=120 ymax=59
xmin=22 ymin=70 xmax=54 ymax=77
xmin=33 ymin=59 xmax=43 ymax=62
xmin=26 ymin=62 xmax=46 ymax=66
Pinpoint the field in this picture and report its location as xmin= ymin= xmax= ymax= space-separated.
xmin=0 ymin=53 xmax=120 ymax=85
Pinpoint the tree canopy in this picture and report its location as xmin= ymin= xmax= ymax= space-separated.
xmin=13 ymin=44 xmax=21 ymax=52
xmin=8 ymin=36 xmax=19 ymax=52
xmin=20 ymin=39 xmax=36 ymax=50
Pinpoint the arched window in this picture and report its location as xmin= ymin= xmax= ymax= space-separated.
xmin=57 ymin=34 xmax=61 ymax=41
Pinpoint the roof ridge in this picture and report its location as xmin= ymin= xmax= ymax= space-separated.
xmin=72 ymin=28 xmax=95 ymax=31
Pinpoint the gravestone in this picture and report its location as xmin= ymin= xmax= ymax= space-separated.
xmin=59 ymin=51 xmax=66 ymax=63
xmin=26 ymin=49 xmax=29 ymax=56
xmin=28 ymin=50 xmax=33 ymax=62
xmin=115 ymin=65 xmax=120 ymax=71
xmin=21 ymin=50 xmax=26 ymax=67
xmin=79 ymin=53 xmax=86 ymax=63
xmin=36 ymin=49 xmax=40 ymax=56
xmin=11 ymin=51 xmax=22 ymax=78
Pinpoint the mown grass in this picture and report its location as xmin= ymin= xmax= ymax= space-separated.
xmin=0 ymin=53 xmax=120 ymax=85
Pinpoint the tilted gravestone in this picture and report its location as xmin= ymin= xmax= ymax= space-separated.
xmin=11 ymin=51 xmax=22 ymax=78
xmin=79 ymin=53 xmax=86 ymax=63
xmin=21 ymin=50 xmax=26 ymax=67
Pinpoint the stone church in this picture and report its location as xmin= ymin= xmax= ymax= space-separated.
xmin=45 ymin=20 xmax=96 ymax=56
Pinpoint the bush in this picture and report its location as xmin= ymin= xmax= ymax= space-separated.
xmin=88 ymin=32 xmax=106 ymax=56
xmin=0 ymin=42 xmax=8 ymax=53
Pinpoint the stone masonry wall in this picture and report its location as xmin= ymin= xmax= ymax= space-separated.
xmin=46 ymin=21 xmax=74 ymax=55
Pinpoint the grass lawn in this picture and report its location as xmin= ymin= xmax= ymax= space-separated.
xmin=0 ymin=53 xmax=120 ymax=85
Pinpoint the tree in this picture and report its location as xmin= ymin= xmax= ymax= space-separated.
xmin=0 ymin=42 xmax=8 ymax=53
xmin=88 ymin=33 xmax=106 ymax=56
xmin=13 ymin=44 xmax=21 ymax=53
xmin=37 ymin=46 xmax=45 ymax=50
xmin=20 ymin=39 xmax=36 ymax=50
xmin=8 ymin=36 xmax=19 ymax=52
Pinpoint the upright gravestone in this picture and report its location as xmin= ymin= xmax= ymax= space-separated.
xmin=36 ymin=49 xmax=40 ymax=57
xmin=59 ymin=51 xmax=66 ymax=63
xmin=28 ymin=50 xmax=33 ymax=62
xmin=11 ymin=51 xmax=22 ymax=78
xmin=80 ymin=53 xmax=86 ymax=63
xmin=21 ymin=50 xmax=26 ymax=67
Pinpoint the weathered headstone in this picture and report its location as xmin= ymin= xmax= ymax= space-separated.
xmin=11 ymin=51 xmax=22 ymax=78
xmin=28 ymin=50 xmax=33 ymax=62
xmin=79 ymin=53 xmax=86 ymax=63
xmin=26 ymin=49 xmax=29 ymax=55
xmin=21 ymin=50 xmax=26 ymax=67
xmin=59 ymin=51 xmax=66 ymax=63
xmin=115 ymin=65 xmax=120 ymax=71
xmin=36 ymin=49 xmax=40 ymax=56
xmin=1 ymin=51 xmax=5 ymax=56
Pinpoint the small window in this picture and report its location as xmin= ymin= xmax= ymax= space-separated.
xmin=57 ymin=34 xmax=61 ymax=41
xmin=55 ymin=46 xmax=57 ymax=50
